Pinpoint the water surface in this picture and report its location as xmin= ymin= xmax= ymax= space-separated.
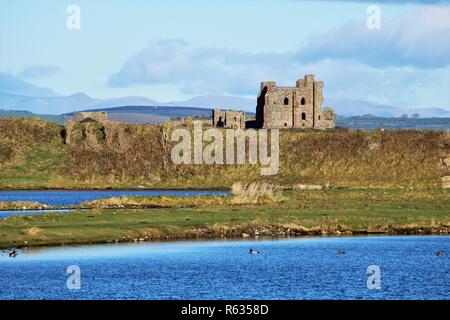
xmin=0 ymin=209 xmax=72 ymax=219
xmin=0 ymin=189 xmax=228 ymax=206
xmin=0 ymin=236 xmax=449 ymax=300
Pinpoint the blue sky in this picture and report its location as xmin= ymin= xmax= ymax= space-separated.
xmin=1 ymin=0 xmax=450 ymax=109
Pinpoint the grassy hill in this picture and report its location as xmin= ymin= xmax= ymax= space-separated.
xmin=0 ymin=118 xmax=449 ymax=190
xmin=0 ymin=109 xmax=63 ymax=124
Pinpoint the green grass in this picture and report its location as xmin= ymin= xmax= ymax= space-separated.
xmin=1 ymin=189 xmax=448 ymax=249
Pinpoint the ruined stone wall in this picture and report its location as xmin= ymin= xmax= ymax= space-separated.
xmin=257 ymin=75 xmax=335 ymax=130
xmin=212 ymin=109 xmax=245 ymax=129
xmin=70 ymin=112 xmax=109 ymax=125
xmin=263 ymin=87 xmax=295 ymax=128
xmin=213 ymin=75 xmax=335 ymax=130
xmin=294 ymin=75 xmax=315 ymax=128
xmin=316 ymin=108 xmax=336 ymax=129
xmin=64 ymin=112 xmax=109 ymax=145
xmin=212 ymin=109 xmax=226 ymax=127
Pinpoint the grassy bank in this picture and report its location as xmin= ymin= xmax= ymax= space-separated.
xmin=0 ymin=118 xmax=449 ymax=189
xmin=1 ymin=189 xmax=448 ymax=249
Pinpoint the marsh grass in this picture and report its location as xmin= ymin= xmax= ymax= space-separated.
xmin=0 ymin=201 xmax=50 ymax=210
xmin=231 ymin=182 xmax=282 ymax=204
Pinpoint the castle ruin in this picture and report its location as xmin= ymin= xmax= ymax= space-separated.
xmin=68 ymin=112 xmax=109 ymax=125
xmin=63 ymin=112 xmax=110 ymax=144
xmin=212 ymin=75 xmax=336 ymax=130
xmin=256 ymin=75 xmax=335 ymax=129
xmin=212 ymin=109 xmax=246 ymax=129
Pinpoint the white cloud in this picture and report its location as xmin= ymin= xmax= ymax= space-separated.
xmin=297 ymin=6 xmax=450 ymax=68
xmin=107 ymin=7 xmax=450 ymax=108
xmin=108 ymin=39 xmax=297 ymax=95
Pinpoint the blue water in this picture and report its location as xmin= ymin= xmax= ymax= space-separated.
xmin=0 ymin=190 xmax=229 ymax=206
xmin=0 ymin=209 xmax=72 ymax=219
xmin=0 ymin=236 xmax=449 ymax=300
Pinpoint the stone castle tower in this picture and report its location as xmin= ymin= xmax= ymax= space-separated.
xmin=255 ymin=75 xmax=335 ymax=129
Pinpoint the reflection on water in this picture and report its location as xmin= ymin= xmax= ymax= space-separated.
xmin=0 ymin=236 xmax=449 ymax=300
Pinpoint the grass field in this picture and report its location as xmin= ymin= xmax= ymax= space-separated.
xmin=1 ymin=189 xmax=448 ymax=249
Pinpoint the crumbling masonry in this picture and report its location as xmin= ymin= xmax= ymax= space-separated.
xmin=64 ymin=112 xmax=109 ymax=144
xmin=256 ymin=75 xmax=335 ymax=129
xmin=212 ymin=75 xmax=336 ymax=130
xmin=212 ymin=109 xmax=246 ymax=129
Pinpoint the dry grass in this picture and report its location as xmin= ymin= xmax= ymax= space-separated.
xmin=231 ymin=182 xmax=282 ymax=204
xmin=0 ymin=201 xmax=50 ymax=210
xmin=65 ymin=121 xmax=166 ymax=182
xmin=82 ymin=195 xmax=227 ymax=209
xmin=24 ymin=227 xmax=42 ymax=236
xmin=1 ymin=118 xmax=449 ymax=189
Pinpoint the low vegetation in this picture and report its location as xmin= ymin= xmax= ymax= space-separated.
xmin=82 ymin=183 xmax=282 ymax=209
xmin=0 ymin=201 xmax=52 ymax=210
xmin=0 ymin=118 xmax=449 ymax=189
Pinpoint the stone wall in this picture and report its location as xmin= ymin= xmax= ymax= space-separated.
xmin=69 ymin=112 xmax=109 ymax=124
xmin=256 ymin=75 xmax=335 ymax=130
xmin=212 ymin=109 xmax=246 ymax=129
xmin=64 ymin=112 xmax=109 ymax=144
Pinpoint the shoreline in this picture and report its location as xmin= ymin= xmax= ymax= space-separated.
xmin=2 ymin=224 xmax=449 ymax=251
xmin=16 ymin=232 xmax=450 ymax=251
xmin=1 ymin=188 xmax=448 ymax=250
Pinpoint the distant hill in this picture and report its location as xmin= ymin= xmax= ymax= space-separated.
xmin=336 ymin=115 xmax=450 ymax=131
xmin=0 ymin=91 xmax=161 ymax=114
xmin=62 ymin=105 xmax=215 ymax=124
xmin=166 ymin=95 xmax=254 ymax=111
xmin=2 ymin=106 xmax=450 ymax=131
xmin=328 ymin=99 xmax=450 ymax=118
xmin=0 ymin=109 xmax=63 ymax=123
xmin=1 ymin=90 xmax=450 ymax=118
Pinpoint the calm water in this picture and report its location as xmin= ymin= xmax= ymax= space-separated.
xmin=0 ymin=209 xmax=72 ymax=219
xmin=0 ymin=236 xmax=449 ymax=300
xmin=0 ymin=190 xmax=228 ymax=206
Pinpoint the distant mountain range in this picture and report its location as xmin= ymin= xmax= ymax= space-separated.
xmin=1 ymin=90 xmax=450 ymax=118
xmin=327 ymin=99 xmax=450 ymax=118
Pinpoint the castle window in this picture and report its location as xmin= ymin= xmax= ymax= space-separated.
xmin=283 ymin=97 xmax=289 ymax=105
xmin=301 ymin=112 xmax=306 ymax=120
xmin=301 ymin=97 xmax=305 ymax=105
xmin=318 ymin=115 xmax=321 ymax=120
